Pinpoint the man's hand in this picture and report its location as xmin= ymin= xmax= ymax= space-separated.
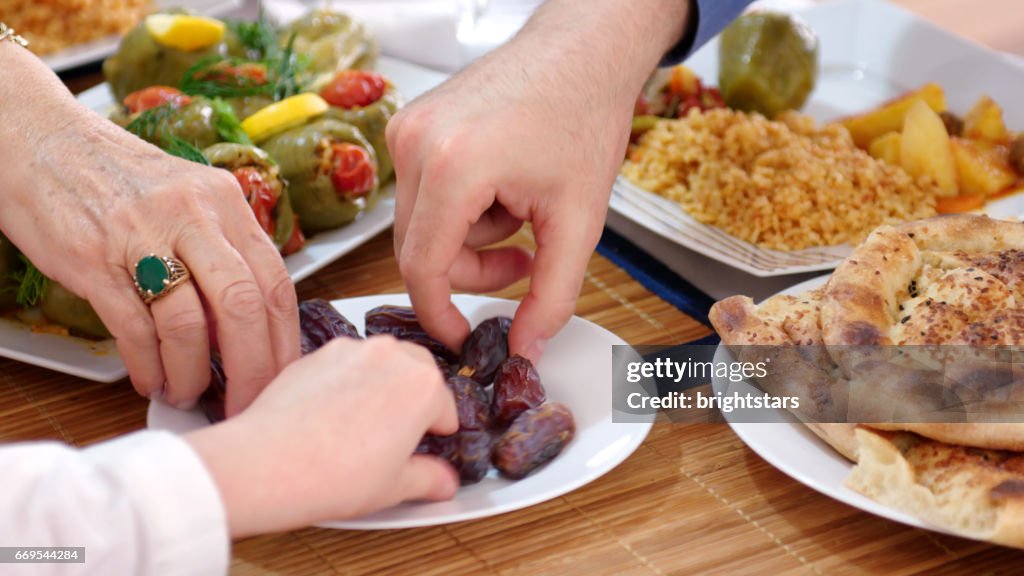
xmin=388 ymin=0 xmax=689 ymax=361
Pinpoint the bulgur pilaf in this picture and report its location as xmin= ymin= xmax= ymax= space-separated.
xmin=0 ymin=0 xmax=151 ymax=55
xmin=621 ymin=108 xmax=938 ymax=251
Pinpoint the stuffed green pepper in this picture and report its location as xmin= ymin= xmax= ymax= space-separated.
xmin=203 ymin=143 xmax=306 ymax=255
xmin=103 ymin=11 xmax=228 ymax=104
xmin=114 ymin=86 xmax=248 ymax=152
xmin=320 ymin=70 xmax=401 ymax=183
xmin=39 ymin=282 xmax=111 ymax=340
xmin=262 ymin=118 xmax=380 ymax=234
xmin=0 ymin=233 xmax=21 ymax=312
xmin=4 ymin=252 xmax=110 ymax=339
xmin=283 ymin=10 xmax=378 ymax=81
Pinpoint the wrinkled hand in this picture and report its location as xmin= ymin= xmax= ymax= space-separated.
xmin=387 ymin=44 xmax=635 ymax=362
xmin=186 ymin=336 xmax=459 ymax=537
xmin=0 ymin=108 xmax=298 ymax=415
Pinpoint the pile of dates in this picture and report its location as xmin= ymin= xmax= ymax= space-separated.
xmin=200 ymin=299 xmax=576 ymax=483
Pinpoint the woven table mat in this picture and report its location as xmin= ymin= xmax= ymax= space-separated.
xmin=2 ymin=228 xmax=1021 ymax=575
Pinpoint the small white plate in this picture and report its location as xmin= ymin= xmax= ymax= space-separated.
xmin=0 ymin=57 xmax=447 ymax=382
xmin=149 ymin=294 xmax=654 ymax=528
xmin=716 ymin=275 xmax=957 ymax=536
xmin=43 ymin=0 xmax=243 ymax=73
xmin=613 ymin=0 xmax=1024 ymax=277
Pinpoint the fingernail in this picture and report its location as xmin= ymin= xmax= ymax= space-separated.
xmin=147 ymin=386 xmax=165 ymax=402
xmin=525 ymin=339 xmax=547 ymax=363
xmin=173 ymin=398 xmax=197 ymax=411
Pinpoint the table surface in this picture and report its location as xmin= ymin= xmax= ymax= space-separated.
xmin=18 ymin=1 xmax=1024 ymax=574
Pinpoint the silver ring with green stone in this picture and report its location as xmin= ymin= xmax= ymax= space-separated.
xmin=134 ymin=254 xmax=191 ymax=305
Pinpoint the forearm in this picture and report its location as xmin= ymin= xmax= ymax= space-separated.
xmin=0 ymin=41 xmax=88 ymax=161
xmin=505 ymin=0 xmax=690 ymax=107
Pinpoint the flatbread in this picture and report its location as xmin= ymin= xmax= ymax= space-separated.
xmin=822 ymin=215 xmax=1024 ymax=348
xmin=848 ymin=427 xmax=1024 ymax=548
xmin=710 ymin=288 xmax=844 ymax=422
xmin=805 ymin=422 xmax=860 ymax=461
xmin=710 ymin=215 xmax=1024 ymax=548
xmin=821 ymin=214 xmax=1024 ymax=449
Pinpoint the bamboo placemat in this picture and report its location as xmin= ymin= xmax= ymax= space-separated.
xmin=3 ymin=226 xmax=1024 ymax=575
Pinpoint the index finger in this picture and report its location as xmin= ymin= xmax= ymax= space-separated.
xmin=398 ymin=174 xmax=488 ymax=352
xmin=509 ymin=197 xmax=604 ymax=362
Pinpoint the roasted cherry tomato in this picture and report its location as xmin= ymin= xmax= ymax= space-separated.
xmin=320 ymin=70 xmax=386 ymax=109
xmin=232 ymin=167 xmax=279 ymax=236
xmin=329 ymin=143 xmax=375 ymax=199
xmin=124 ymin=86 xmax=192 ymax=114
xmin=200 ymin=61 xmax=268 ymax=84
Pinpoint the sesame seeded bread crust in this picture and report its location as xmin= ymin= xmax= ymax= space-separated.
xmin=710 ymin=288 xmax=844 ymax=423
xmin=823 ymin=215 xmax=1024 ymax=348
xmin=821 ymin=214 xmax=1024 ymax=449
xmin=848 ymin=427 xmax=1024 ymax=548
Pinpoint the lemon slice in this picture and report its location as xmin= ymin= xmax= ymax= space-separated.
xmin=242 ymin=94 xmax=330 ymax=143
xmin=145 ymin=14 xmax=226 ymax=51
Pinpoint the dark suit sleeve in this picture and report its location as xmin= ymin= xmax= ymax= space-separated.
xmin=661 ymin=0 xmax=755 ymax=65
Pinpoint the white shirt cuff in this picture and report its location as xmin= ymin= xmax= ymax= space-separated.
xmin=85 ymin=430 xmax=229 ymax=575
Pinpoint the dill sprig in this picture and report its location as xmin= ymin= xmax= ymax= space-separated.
xmin=125 ymin=104 xmax=177 ymax=143
xmin=273 ymin=32 xmax=305 ymax=101
xmin=179 ymin=56 xmax=274 ymax=99
xmin=10 ymin=255 xmax=48 ymax=308
xmin=228 ymin=17 xmax=278 ymax=60
xmin=164 ymin=136 xmax=211 ymax=165
xmin=210 ymin=98 xmax=252 ymax=145
xmin=179 ymin=33 xmax=309 ymax=102
xmin=124 ymin=103 xmax=212 ymax=165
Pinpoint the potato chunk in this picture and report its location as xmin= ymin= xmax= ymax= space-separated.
xmin=950 ymin=137 xmax=1017 ymax=196
xmin=901 ymin=100 xmax=958 ymax=196
xmin=963 ymin=95 xmax=1010 ymax=144
xmin=868 ymin=132 xmax=901 ymax=166
xmin=841 ymin=83 xmax=946 ymax=148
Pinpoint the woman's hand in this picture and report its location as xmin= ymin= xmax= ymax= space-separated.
xmin=186 ymin=336 xmax=459 ymax=537
xmin=387 ymin=0 xmax=689 ymax=362
xmin=0 ymin=43 xmax=299 ymax=416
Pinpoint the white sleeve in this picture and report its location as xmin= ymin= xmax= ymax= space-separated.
xmin=0 ymin=430 xmax=229 ymax=576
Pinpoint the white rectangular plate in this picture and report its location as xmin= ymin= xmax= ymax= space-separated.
xmin=612 ymin=0 xmax=1024 ymax=277
xmin=0 ymin=56 xmax=446 ymax=382
xmin=42 ymin=0 xmax=243 ymax=73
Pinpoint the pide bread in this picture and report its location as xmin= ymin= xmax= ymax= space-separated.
xmin=709 ymin=214 xmax=1024 ymax=547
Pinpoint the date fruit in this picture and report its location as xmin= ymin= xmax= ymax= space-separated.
xmin=492 ymin=355 xmax=546 ymax=426
xmin=415 ymin=430 xmax=493 ymax=485
xmin=493 ymin=403 xmax=575 ymax=479
xmin=458 ymin=316 xmax=512 ymax=385
xmin=456 ymin=431 xmax=493 ymax=485
xmin=415 ymin=433 xmax=459 ymax=462
xmin=448 ymin=376 xmax=491 ymax=431
xmin=365 ymin=305 xmax=457 ymax=363
xmin=198 ymin=355 xmax=227 ymax=424
xmin=299 ymin=299 xmax=360 ymax=354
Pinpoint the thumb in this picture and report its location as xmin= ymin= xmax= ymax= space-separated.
xmin=397 ymin=454 xmax=460 ymax=503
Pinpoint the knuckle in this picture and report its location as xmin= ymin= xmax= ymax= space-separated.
xmin=158 ymin=307 xmax=207 ymax=343
xmin=384 ymin=110 xmax=404 ymax=152
xmin=116 ymin=310 xmax=156 ymax=343
xmin=366 ymin=334 xmax=400 ymax=353
xmin=397 ymin=250 xmax=429 ymax=283
xmin=265 ymin=271 xmax=298 ymax=319
xmin=388 ymin=110 xmax=430 ymax=159
xmin=216 ymin=279 xmax=266 ymax=322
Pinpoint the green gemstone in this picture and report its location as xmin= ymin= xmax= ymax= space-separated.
xmin=136 ymin=256 xmax=169 ymax=296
